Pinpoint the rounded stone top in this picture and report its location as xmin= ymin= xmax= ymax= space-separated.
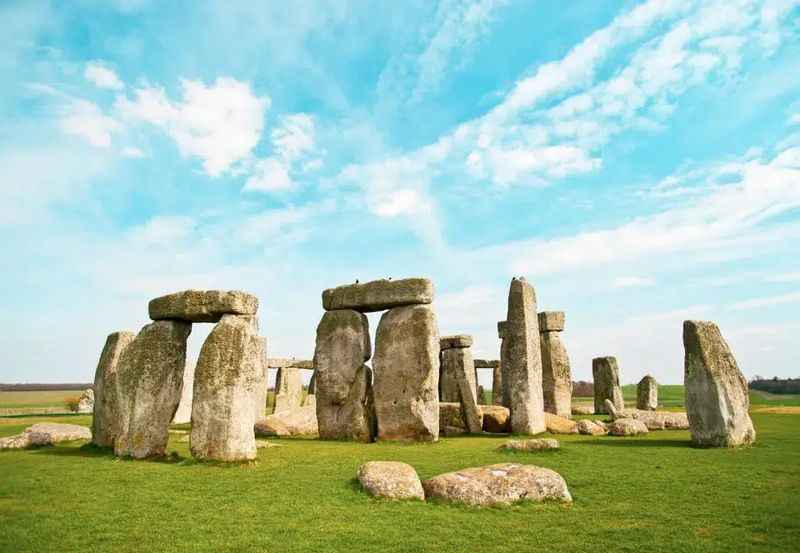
xmin=440 ymin=335 xmax=473 ymax=349
xmin=149 ymin=289 xmax=258 ymax=323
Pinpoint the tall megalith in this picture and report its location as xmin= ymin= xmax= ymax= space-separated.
xmin=683 ymin=320 xmax=755 ymax=447
xmin=314 ymin=309 xmax=376 ymax=442
xmin=592 ymin=356 xmax=624 ymax=415
xmin=538 ymin=311 xmax=572 ymax=418
xmin=114 ymin=320 xmax=191 ymax=458
xmin=91 ymin=331 xmax=136 ymax=447
xmin=440 ymin=335 xmax=482 ymax=433
xmin=501 ymin=278 xmax=545 ymax=435
xmin=636 ymin=375 xmax=658 ymax=411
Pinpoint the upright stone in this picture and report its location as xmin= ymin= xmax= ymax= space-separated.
xmin=149 ymin=289 xmax=258 ymax=323
xmin=683 ymin=320 xmax=755 ymax=447
xmin=314 ymin=310 xmax=376 ymax=442
xmin=91 ymin=331 xmax=136 ymax=447
xmin=501 ymin=278 xmax=545 ymax=434
xmin=373 ymin=304 xmax=439 ymax=441
xmin=273 ymin=367 xmax=303 ymax=413
xmin=252 ymin=340 xmax=268 ymax=420
xmin=439 ymin=336 xmax=481 ymax=433
xmin=114 ymin=320 xmax=191 ymax=458
xmin=592 ymin=356 xmax=624 ymax=415
xmin=322 ymin=278 xmax=433 ymax=312
xmin=172 ymin=363 xmax=195 ymax=424
xmin=492 ymin=364 xmax=504 ymax=406
xmin=539 ymin=311 xmax=572 ymax=418
xmin=191 ymin=315 xmax=264 ymax=462
xmin=636 ymin=375 xmax=658 ymax=411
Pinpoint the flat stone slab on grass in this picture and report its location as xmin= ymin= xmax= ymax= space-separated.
xmin=545 ymin=412 xmax=578 ymax=434
xmin=608 ymin=418 xmax=649 ymax=436
xmin=572 ymin=405 xmax=594 ymax=415
xmin=500 ymin=438 xmax=560 ymax=451
xmin=0 ymin=423 xmax=91 ymax=450
xmin=322 ymin=278 xmax=433 ymax=312
xmin=358 ymin=461 xmax=425 ymax=500
xmin=423 ymin=463 xmax=572 ymax=506
xmin=254 ymin=406 xmax=319 ymax=438
xmin=149 ymin=290 xmax=258 ymax=323
xmin=576 ymin=419 xmax=607 ymax=436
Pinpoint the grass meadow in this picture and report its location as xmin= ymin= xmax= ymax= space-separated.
xmin=1 ymin=388 xmax=798 ymax=552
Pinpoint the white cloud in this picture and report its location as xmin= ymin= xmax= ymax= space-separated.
xmin=731 ymin=291 xmax=800 ymax=310
xmin=766 ymin=272 xmax=800 ymax=283
xmin=613 ymin=276 xmax=656 ymax=288
xmin=59 ymin=99 xmax=121 ymax=148
xmin=244 ymin=158 xmax=292 ymax=192
xmin=127 ymin=215 xmax=196 ymax=245
xmin=790 ymin=113 xmax=800 ymax=125
xmin=116 ymin=77 xmax=269 ymax=176
xmin=121 ymin=146 xmax=145 ymax=158
xmin=84 ymin=62 xmax=124 ymax=90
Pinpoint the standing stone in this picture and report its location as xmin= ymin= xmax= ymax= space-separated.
xmin=191 ymin=315 xmax=264 ymax=462
xmin=439 ymin=337 xmax=481 ymax=433
xmin=636 ymin=375 xmax=658 ymax=411
xmin=114 ymin=320 xmax=191 ymax=458
xmin=313 ymin=309 xmax=376 ymax=442
xmin=492 ymin=364 xmax=504 ymax=406
xmin=308 ymin=370 xmax=317 ymax=394
xmin=592 ymin=356 xmax=624 ymax=415
xmin=251 ymin=338 xmax=268 ymax=421
xmin=172 ymin=363 xmax=195 ymax=424
xmin=76 ymin=388 xmax=94 ymax=413
xmin=683 ymin=320 xmax=756 ymax=447
xmin=373 ymin=304 xmax=439 ymax=441
xmin=91 ymin=331 xmax=136 ymax=447
xmin=500 ymin=278 xmax=545 ymax=435
xmin=539 ymin=311 xmax=572 ymax=418
xmin=273 ymin=367 xmax=303 ymax=413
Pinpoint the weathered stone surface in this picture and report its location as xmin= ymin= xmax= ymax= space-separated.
xmin=114 ymin=320 xmax=191 ymax=458
xmin=500 ymin=438 xmax=559 ymax=451
xmin=252 ymin=343 xmax=268 ymax=421
xmin=358 ymin=461 xmax=425 ymax=500
xmin=0 ymin=423 xmax=91 ymax=449
xmin=637 ymin=375 xmax=658 ymax=410
xmin=307 ymin=370 xmax=316 ymax=394
xmin=274 ymin=367 xmax=304 ymax=414
xmin=440 ymin=346 xmax=476 ymax=404
xmin=608 ymin=418 xmax=649 ymax=436
xmin=540 ymin=329 xmax=572 ymax=418
xmin=314 ymin=310 xmax=376 ymax=442
xmin=422 ymin=463 xmax=572 ymax=506
xmin=545 ymin=412 xmax=578 ymax=434
xmin=501 ymin=278 xmax=545 ymax=434
xmin=254 ymin=405 xmax=318 ymax=438
xmin=373 ymin=305 xmax=439 ymax=441
xmin=537 ymin=311 xmax=565 ymax=332
xmin=91 ymin=331 xmax=136 ymax=448
xmin=571 ymin=404 xmax=594 ymax=416
xmin=190 ymin=315 xmax=264 ymax=462
xmin=606 ymin=397 xmax=689 ymax=431
xmin=576 ymin=419 xmax=607 ymax=436
xmin=303 ymin=394 xmax=316 ymax=408
xmin=76 ymin=388 xmax=94 ymax=413
xmin=492 ymin=365 xmax=504 ymax=406
xmin=684 ymin=320 xmax=756 ymax=447
xmin=322 ymin=278 xmax=433 ymax=312
xmin=440 ymin=334 xmax=473 ymax=349
xmin=592 ymin=356 xmax=624 ymax=414
xmin=172 ymin=363 xmax=194 ymax=424
xmin=497 ymin=320 xmax=508 ymax=339
xmin=474 ymin=359 xmax=500 ymax=369
xmin=480 ymin=405 xmax=510 ymax=433
xmin=149 ymin=289 xmax=258 ymax=323
xmin=439 ymin=402 xmax=467 ymax=435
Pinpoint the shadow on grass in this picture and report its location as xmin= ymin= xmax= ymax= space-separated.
xmin=570 ymin=438 xmax=692 ymax=448
xmin=30 ymin=443 xmax=190 ymax=463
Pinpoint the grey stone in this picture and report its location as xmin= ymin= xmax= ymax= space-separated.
xmin=190 ymin=315 xmax=264 ymax=462
xmin=474 ymin=359 xmax=500 ymax=369
xmin=252 ymin=343 xmax=268 ymax=421
xmin=273 ymin=367 xmax=303 ymax=414
xmin=358 ymin=461 xmax=425 ymax=500
xmin=576 ymin=419 xmax=607 ymax=436
xmin=537 ymin=311 xmax=565 ymax=332
xmin=439 ymin=402 xmax=468 ymax=436
xmin=544 ymin=412 xmax=578 ymax=434
xmin=608 ymin=418 xmax=649 ymax=436
xmin=0 ymin=423 xmax=91 ymax=450
xmin=500 ymin=438 xmax=560 ymax=451
xmin=491 ymin=364 xmax=504 ymax=406
xmin=307 ymin=370 xmax=316 ymax=394
xmin=76 ymin=388 xmax=94 ymax=414
xmin=440 ymin=334 xmax=473 ymax=349
xmin=373 ymin=304 xmax=440 ymax=441
xmin=422 ymin=463 xmax=572 ymax=506
xmin=91 ymin=331 xmax=136 ymax=448
xmin=172 ymin=363 xmax=194 ymax=424
xmin=481 ymin=404 xmax=510 ymax=433
xmin=636 ymin=375 xmax=658 ymax=411
xmin=254 ymin=405 xmax=318 ymax=438
xmin=571 ymin=404 xmax=594 ymax=415
xmin=149 ymin=289 xmax=258 ymax=323
xmin=683 ymin=320 xmax=756 ymax=447
xmin=322 ymin=278 xmax=433 ymax=312
xmin=497 ymin=320 xmax=508 ymax=339
xmin=501 ymin=278 xmax=546 ymax=434
xmin=440 ymin=347 xmax=476 ymax=404
xmin=313 ymin=310 xmax=376 ymax=442
xmin=592 ymin=356 xmax=624 ymax=414
xmin=540 ymin=324 xmax=572 ymax=418
xmin=114 ymin=320 xmax=191 ymax=458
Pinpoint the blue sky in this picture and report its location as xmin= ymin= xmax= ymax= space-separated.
xmin=2 ymin=0 xmax=799 ymax=386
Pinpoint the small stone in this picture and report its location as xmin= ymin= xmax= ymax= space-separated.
xmin=537 ymin=311 xmax=565 ymax=332
xmin=254 ymin=405 xmax=319 ymax=438
xmin=500 ymin=438 xmax=560 ymax=451
xmin=0 ymin=423 xmax=91 ymax=449
xmin=76 ymin=388 xmax=94 ymax=414
xmin=576 ymin=419 xmax=607 ymax=436
xmin=608 ymin=418 xmax=649 ymax=436
xmin=440 ymin=334 xmax=473 ymax=349
xmin=357 ymin=461 xmax=425 ymax=500
xmin=422 ymin=463 xmax=572 ymax=506
xmin=322 ymin=278 xmax=433 ymax=312
xmin=545 ymin=412 xmax=578 ymax=434
xmin=480 ymin=405 xmax=510 ymax=433
xmin=637 ymin=375 xmax=658 ymax=411
xmin=149 ymin=289 xmax=258 ymax=323
xmin=592 ymin=356 xmax=624 ymax=414
xmin=571 ymin=405 xmax=594 ymax=416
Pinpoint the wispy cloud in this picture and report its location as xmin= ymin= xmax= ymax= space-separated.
xmin=731 ymin=291 xmax=800 ymax=310
xmin=59 ymin=99 xmax=121 ymax=148
xmin=84 ymin=61 xmax=124 ymax=90
xmin=614 ymin=276 xmax=656 ymax=288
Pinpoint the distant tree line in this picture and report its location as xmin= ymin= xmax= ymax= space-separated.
xmin=0 ymin=383 xmax=92 ymax=392
xmin=749 ymin=377 xmax=800 ymax=395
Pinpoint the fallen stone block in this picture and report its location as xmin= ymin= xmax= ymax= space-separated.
xmin=358 ymin=461 xmax=425 ymax=500
xmin=499 ymin=438 xmax=560 ymax=451
xmin=254 ymin=405 xmax=319 ymax=438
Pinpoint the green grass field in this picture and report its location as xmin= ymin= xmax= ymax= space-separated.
xmin=1 ymin=388 xmax=798 ymax=552
xmin=0 ymin=390 xmax=81 ymax=409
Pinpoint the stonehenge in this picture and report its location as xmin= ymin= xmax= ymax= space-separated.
xmin=322 ymin=277 xmax=433 ymax=311
xmin=539 ymin=311 xmax=572 ymax=418
xmin=439 ymin=335 xmax=480 ymax=432
xmin=592 ymin=356 xmax=624 ymax=415
xmin=500 ymin=277 xmax=546 ymax=435
xmin=91 ymin=331 xmax=135 ymax=447
xmin=273 ymin=367 xmax=304 ymax=414
xmin=149 ymin=289 xmax=258 ymax=323
xmin=683 ymin=320 xmax=755 ymax=447
xmin=636 ymin=375 xmax=658 ymax=411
